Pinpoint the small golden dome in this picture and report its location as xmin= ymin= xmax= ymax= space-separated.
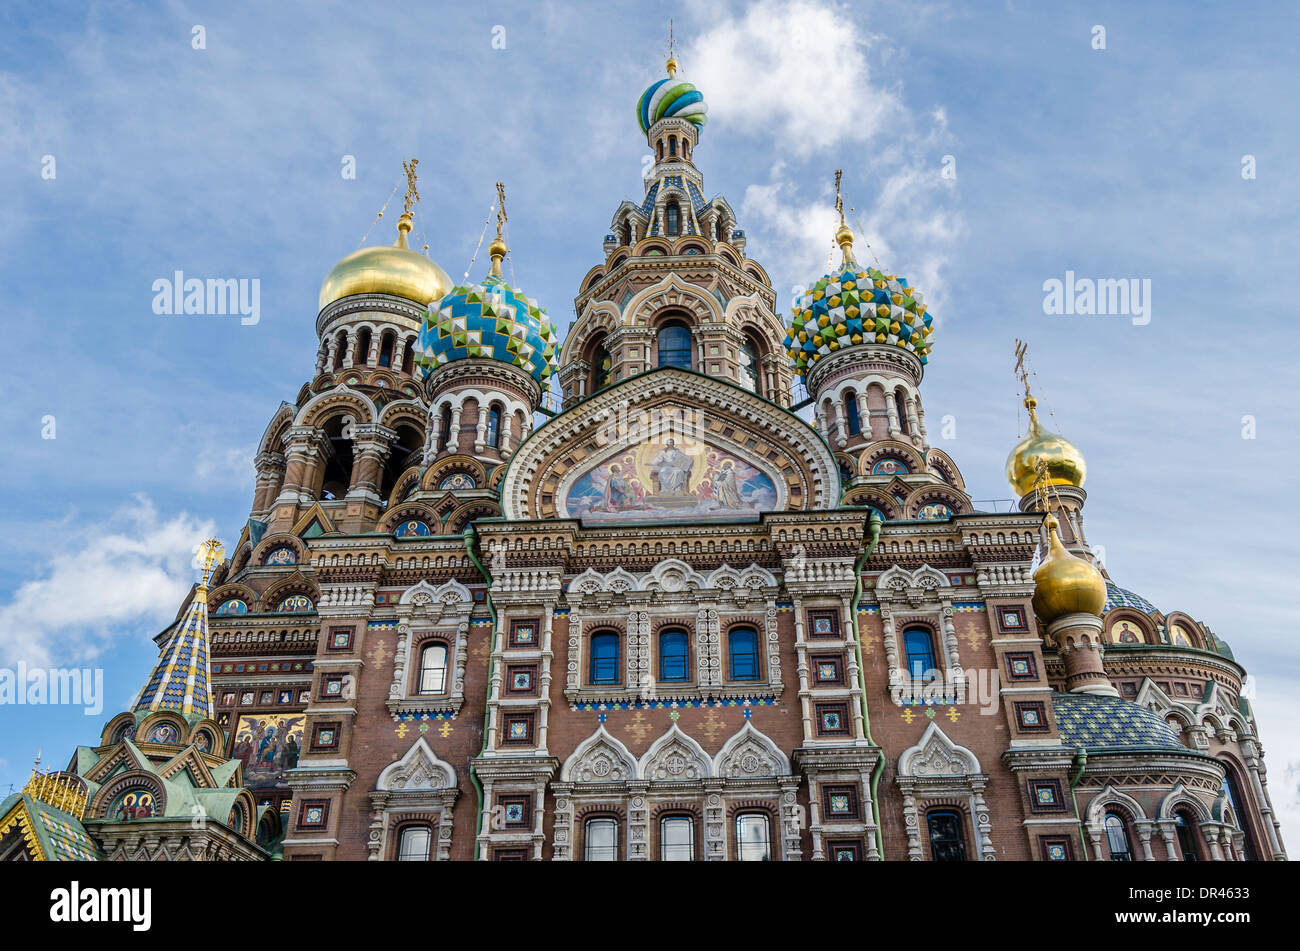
xmin=318 ymin=213 xmax=453 ymax=313
xmin=1032 ymin=515 xmax=1107 ymax=623
xmin=1006 ymin=396 xmax=1086 ymax=497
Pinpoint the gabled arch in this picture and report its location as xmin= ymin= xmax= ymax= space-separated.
xmin=898 ymin=721 xmax=981 ymax=777
xmin=295 ymin=384 xmax=377 ymax=428
xmin=622 ymin=272 xmax=722 ymax=328
xmin=375 ymin=736 xmax=458 ymax=792
xmin=639 ymin=724 xmax=712 ymax=782
xmin=1156 ymin=781 xmax=1211 ymax=822
xmin=257 ymin=402 xmax=296 ymax=455
xmin=714 ymin=722 xmax=790 ymax=778
xmin=561 ymin=725 xmax=638 ymax=783
xmin=1086 ymin=784 xmax=1149 ymax=825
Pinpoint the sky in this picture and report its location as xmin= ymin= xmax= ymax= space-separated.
xmin=0 ymin=0 xmax=1296 ymax=845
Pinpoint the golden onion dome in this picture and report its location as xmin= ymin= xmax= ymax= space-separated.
xmin=318 ymin=212 xmax=453 ymax=313
xmin=1032 ymin=514 xmax=1107 ymax=624
xmin=1006 ymin=395 xmax=1086 ymax=497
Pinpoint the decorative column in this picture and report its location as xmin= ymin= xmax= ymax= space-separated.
xmin=326 ymin=335 xmax=339 ymax=369
xmin=343 ymin=329 xmax=357 ymax=368
xmin=445 ymin=405 xmax=463 ymax=452
xmin=1159 ymin=820 xmax=1179 ymax=860
xmin=1135 ymin=820 xmax=1155 ymax=861
xmin=832 ymin=398 xmax=848 ymax=448
xmin=346 ymin=424 xmax=395 ymax=502
xmin=904 ymin=393 xmax=922 ymax=447
xmin=885 ymin=389 xmax=901 ymax=439
xmin=366 ymin=332 xmax=380 ymax=366
xmin=972 ymin=783 xmax=996 ymax=860
xmin=392 ymin=335 xmax=408 ymax=374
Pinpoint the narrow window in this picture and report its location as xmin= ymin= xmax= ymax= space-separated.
xmin=736 ymin=813 xmax=771 ymax=861
xmin=1219 ymin=770 xmax=1256 ymax=859
xmin=589 ymin=632 xmax=620 ymax=685
xmin=669 ymin=136 xmax=677 ymax=157
xmin=660 ymin=816 xmax=694 ymax=861
xmin=927 ymin=811 xmax=967 ymax=861
xmin=665 ymin=202 xmax=680 ymax=235
xmin=657 ymin=321 xmax=692 ymax=369
xmin=379 ymin=332 xmax=394 ymax=367
xmin=1175 ymin=812 xmax=1200 ymax=861
xmin=584 ymin=817 xmax=618 ymax=861
xmin=845 ymin=393 xmax=862 ymax=436
xmin=418 ymin=644 xmax=448 ymax=694
xmin=1104 ymin=812 xmax=1133 ymax=861
xmin=397 ymin=825 xmax=431 ymax=861
xmin=739 ymin=338 xmax=761 ymax=393
xmin=728 ymin=628 xmax=760 ymax=681
xmin=486 ymin=405 xmax=502 ymax=449
xmin=895 ymin=391 xmax=910 ymax=435
xmin=659 ymin=630 xmax=689 ymax=682
xmin=903 ymin=628 xmax=937 ymax=682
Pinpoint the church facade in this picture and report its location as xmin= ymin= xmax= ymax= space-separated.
xmin=2 ymin=57 xmax=1286 ymax=863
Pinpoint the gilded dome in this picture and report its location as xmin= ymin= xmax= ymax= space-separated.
xmin=1006 ymin=396 xmax=1086 ymax=497
xmin=1032 ymin=515 xmax=1107 ymax=624
xmin=318 ymin=213 xmax=453 ymax=313
xmin=784 ymin=225 xmax=933 ymax=377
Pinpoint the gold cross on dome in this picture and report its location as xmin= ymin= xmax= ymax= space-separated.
xmin=495 ymin=182 xmax=508 ymax=240
xmin=402 ymin=158 xmax=420 ymax=217
xmin=834 ymin=169 xmax=845 ymax=225
xmin=196 ymin=537 xmax=225 ymax=586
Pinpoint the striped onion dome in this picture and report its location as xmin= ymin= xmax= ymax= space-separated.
xmin=637 ymin=69 xmax=708 ymax=133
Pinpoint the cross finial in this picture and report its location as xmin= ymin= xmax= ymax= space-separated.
xmin=1014 ymin=338 xmax=1040 ymax=426
xmin=495 ymin=182 xmax=507 ymax=240
xmin=834 ymin=169 xmax=845 ymax=226
xmin=196 ymin=537 xmax=225 ymax=589
xmin=666 ymin=19 xmax=678 ymax=76
xmin=401 ymin=158 xmax=420 ymax=218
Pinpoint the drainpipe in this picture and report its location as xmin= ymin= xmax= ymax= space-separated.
xmin=1070 ymin=746 xmax=1089 ymax=861
xmin=851 ymin=510 xmax=884 ymax=858
xmin=464 ymin=525 xmax=497 ymax=860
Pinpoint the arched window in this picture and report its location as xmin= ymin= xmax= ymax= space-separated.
xmin=728 ymin=628 xmax=760 ymax=681
xmin=397 ymin=825 xmax=431 ymax=861
xmin=440 ymin=405 xmax=453 ymax=448
xmin=584 ymin=817 xmax=618 ymax=861
xmin=656 ymin=141 xmax=663 ymax=161
xmin=716 ymin=218 xmax=726 ymax=242
xmin=401 ymin=338 xmax=415 ymax=375
xmin=357 ymin=327 xmax=372 ymax=365
xmin=333 ymin=331 xmax=347 ymax=369
xmin=1219 ymin=768 xmax=1257 ymax=859
xmin=668 ymin=136 xmax=677 ymax=157
xmin=738 ymin=337 xmax=761 ymax=394
xmin=486 ymin=405 xmax=502 ymax=449
xmin=589 ymin=632 xmax=620 ymax=685
xmin=378 ymin=332 xmax=394 ymax=367
xmin=620 ymin=222 xmax=631 ymax=246
xmin=895 ymin=391 xmax=910 ymax=435
xmin=903 ymin=628 xmax=937 ymax=682
xmin=660 ymin=815 xmax=694 ymax=861
xmin=736 ymin=813 xmax=771 ymax=861
xmin=659 ymin=629 xmax=689 ymax=682
xmin=418 ymin=643 xmax=448 ymax=694
xmin=590 ymin=338 xmax=612 ymax=393
xmin=665 ymin=202 xmax=680 ymax=235
xmin=1104 ymin=812 xmax=1133 ymax=861
xmin=927 ymin=811 xmax=967 ymax=861
xmin=1175 ymin=811 xmax=1200 ymax=861
xmin=657 ymin=321 xmax=692 ymax=369
xmin=845 ymin=393 xmax=862 ymax=436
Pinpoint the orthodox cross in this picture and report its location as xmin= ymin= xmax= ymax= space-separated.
xmin=402 ymin=158 xmax=420 ymax=217
xmin=834 ymin=168 xmax=845 ymax=225
xmin=495 ymin=181 xmax=508 ymax=240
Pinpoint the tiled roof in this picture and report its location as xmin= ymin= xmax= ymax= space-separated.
xmin=1104 ymin=581 xmax=1157 ymax=615
xmin=0 ymin=794 xmax=101 ymax=861
xmin=1051 ymin=692 xmax=1185 ymax=752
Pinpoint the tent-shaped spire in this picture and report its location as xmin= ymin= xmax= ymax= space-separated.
xmin=132 ymin=538 xmax=224 ymax=721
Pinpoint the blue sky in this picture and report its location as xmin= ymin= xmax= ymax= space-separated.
xmin=1 ymin=1 xmax=1296 ymax=840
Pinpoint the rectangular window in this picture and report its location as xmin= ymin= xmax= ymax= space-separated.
xmin=735 ymin=813 xmax=771 ymax=862
xmin=728 ymin=628 xmax=760 ymax=681
xmin=584 ymin=817 xmax=619 ymax=861
xmin=659 ymin=816 xmax=694 ymax=861
xmin=658 ymin=630 xmax=690 ymax=682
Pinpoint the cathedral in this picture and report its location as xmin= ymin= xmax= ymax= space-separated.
xmin=1 ymin=53 xmax=1286 ymax=864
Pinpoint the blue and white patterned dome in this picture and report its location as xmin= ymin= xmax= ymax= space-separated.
xmin=637 ymin=68 xmax=708 ymax=133
xmin=415 ymin=271 xmax=560 ymax=385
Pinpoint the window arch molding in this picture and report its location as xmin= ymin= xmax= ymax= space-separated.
xmin=387 ymin=579 xmax=474 ymax=718
xmin=368 ymin=738 xmax=459 ymax=861
xmin=896 ymin=722 xmax=994 ymax=861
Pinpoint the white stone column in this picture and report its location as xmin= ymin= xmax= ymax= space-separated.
xmin=885 ymin=390 xmax=901 ymax=438
xmin=445 ymin=405 xmax=462 ymax=452
xmin=833 ymin=398 xmax=849 ymax=448
xmin=343 ymin=329 xmax=357 ymax=368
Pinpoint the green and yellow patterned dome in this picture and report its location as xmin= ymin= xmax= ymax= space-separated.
xmin=784 ymin=226 xmax=933 ymax=377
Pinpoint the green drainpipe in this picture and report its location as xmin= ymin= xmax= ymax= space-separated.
xmin=463 ymin=525 xmax=497 ymax=861
xmin=851 ymin=511 xmax=884 ymax=859
xmin=1069 ymin=746 xmax=1089 ymax=861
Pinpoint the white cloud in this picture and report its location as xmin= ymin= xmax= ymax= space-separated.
xmin=0 ymin=497 xmax=215 ymax=668
xmin=684 ymin=0 xmax=906 ymax=155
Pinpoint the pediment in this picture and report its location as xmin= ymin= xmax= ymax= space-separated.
xmin=501 ymin=368 xmax=838 ymax=522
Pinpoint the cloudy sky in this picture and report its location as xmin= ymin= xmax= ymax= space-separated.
xmin=1 ymin=1 xmax=1296 ymax=843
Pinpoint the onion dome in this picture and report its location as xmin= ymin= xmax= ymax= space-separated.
xmin=318 ymin=210 xmax=453 ymax=313
xmin=637 ymin=57 xmax=708 ymax=133
xmin=1006 ymin=395 xmax=1086 ymax=497
xmin=1032 ymin=514 xmax=1107 ymax=624
xmin=415 ymin=233 xmax=560 ymax=385
xmin=783 ymin=225 xmax=933 ymax=378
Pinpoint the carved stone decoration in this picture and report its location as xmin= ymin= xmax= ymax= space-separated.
xmin=697 ymin=607 xmax=720 ymax=686
xmin=714 ymin=722 xmax=791 ymax=778
xmin=387 ymin=579 xmax=474 ymax=717
xmin=639 ymin=724 xmax=712 ymax=782
xmin=560 ymin=726 xmax=638 ymax=784
xmin=896 ymin=722 xmax=994 ymax=862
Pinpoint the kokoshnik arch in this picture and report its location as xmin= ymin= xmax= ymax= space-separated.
xmin=1 ymin=50 xmax=1285 ymax=864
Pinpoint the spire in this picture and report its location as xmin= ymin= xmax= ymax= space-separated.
xmin=666 ymin=19 xmax=678 ymax=77
xmin=833 ymin=169 xmax=856 ymax=266
xmin=133 ymin=537 xmax=224 ymax=722
xmin=1007 ymin=340 xmax=1086 ymax=498
xmin=489 ymin=182 xmax=508 ymax=278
